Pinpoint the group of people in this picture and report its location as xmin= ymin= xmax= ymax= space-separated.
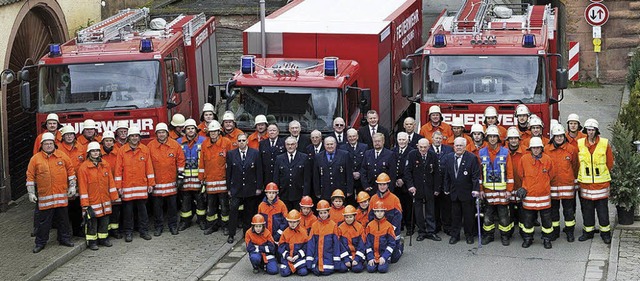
xmin=26 ymin=102 xmax=613 ymax=275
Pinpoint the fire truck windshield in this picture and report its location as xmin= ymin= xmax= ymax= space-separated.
xmin=37 ymin=61 xmax=162 ymax=112
xmin=423 ymin=56 xmax=546 ymax=104
xmin=227 ymin=86 xmax=340 ymax=133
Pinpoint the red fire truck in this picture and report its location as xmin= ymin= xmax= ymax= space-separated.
xmin=19 ymin=8 xmax=219 ymax=138
xmin=401 ymin=0 xmax=568 ymax=132
xmin=219 ymin=0 xmax=422 ymax=134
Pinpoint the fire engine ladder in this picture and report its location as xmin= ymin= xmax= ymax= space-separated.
xmin=452 ymin=0 xmax=489 ymax=34
xmin=76 ymin=8 xmax=149 ymax=43
xmin=181 ymin=13 xmax=206 ymax=46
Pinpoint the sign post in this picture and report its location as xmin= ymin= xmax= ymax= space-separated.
xmin=584 ymin=2 xmax=609 ymax=80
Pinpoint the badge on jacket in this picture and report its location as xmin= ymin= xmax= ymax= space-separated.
xmin=169 ymin=153 xmax=175 ymax=157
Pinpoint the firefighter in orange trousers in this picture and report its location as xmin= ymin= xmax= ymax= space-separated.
xmin=505 ymin=127 xmax=526 ymax=238
xmin=33 ymin=113 xmax=62 ymax=154
xmin=58 ymin=125 xmax=86 ymax=237
xmin=245 ymin=214 xmax=278 ymax=275
xmin=577 ymin=118 xmax=614 ymax=244
xmin=368 ymin=173 xmax=403 ymax=263
xmin=169 ymin=113 xmax=186 ymax=140
xmin=27 ymin=132 xmax=76 ymax=253
xmin=329 ymin=189 xmax=346 ymax=224
xmin=338 ymin=205 xmax=366 ymax=273
xmin=278 ymin=210 xmax=310 ymax=277
xmin=545 ymin=125 xmax=579 ymax=242
xmin=149 ymin=123 xmax=186 ymax=236
xmin=114 ymin=126 xmax=156 ymax=242
xmin=306 ymin=200 xmax=341 ymax=275
xmin=200 ymin=120 xmax=233 ymax=235
xmin=515 ymin=137 xmax=555 ymax=249
xmin=299 ymin=196 xmax=317 ymax=234
xmin=78 ymin=142 xmax=119 ymax=250
xmin=177 ymin=118 xmax=207 ymax=230
xmin=365 ymin=201 xmax=397 ymax=273
xmin=479 ymin=125 xmax=514 ymax=246
xmin=101 ymin=131 xmax=123 ymax=239
xmin=258 ymin=182 xmax=289 ymax=242
xmin=77 ymin=119 xmax=102 ymax=146
xmin=355 ymin=191 xmax=371 ymax=227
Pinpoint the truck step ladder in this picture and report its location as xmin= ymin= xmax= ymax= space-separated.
xmin=452 ymin=0 xmax=489 ymax=34
xmin=76 ymin=8 xmax=148 ymax=43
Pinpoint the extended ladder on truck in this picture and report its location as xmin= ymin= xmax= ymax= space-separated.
xmin=77 ymin=8 xmax=149 ymax=43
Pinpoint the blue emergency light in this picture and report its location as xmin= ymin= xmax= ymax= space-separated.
xmin=241 ymin=55 xmax=255 ymax=74
xmin=49 ymin=44 xmax=62 ymax=57
xmin=139 ymin=39 xmax=154 ymax=53
xmin=522 ymin=34 xmax=536 ymax=48
xmin=433 ymin=34 xmax=446 ymax=48
xmin=324 ymin=57 xmax=338 ymax=77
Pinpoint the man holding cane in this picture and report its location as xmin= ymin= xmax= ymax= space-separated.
xmin=405 ymin=138 xmax=441 ymax=242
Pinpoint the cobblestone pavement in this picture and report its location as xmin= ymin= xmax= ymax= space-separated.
xmin=0 ymin=199 xmax=84 ymax=281
xmin=614 ymin=230 xmax=640 ymax=280
xmin=201 ymin=241 xmax=246 ymax=281
xmin=43 ymin=222 xmax=227 ymax=281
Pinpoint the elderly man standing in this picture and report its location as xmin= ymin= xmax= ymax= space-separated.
xmin=273 ymin=136 xmax=311 ymax=211
xmin=332 ymin=117 xmax=347 ymax=145
xmin=405 ymin=138 xmax=441 ymax=241
xmin=313 ymin=136 xmax=353 ymax=201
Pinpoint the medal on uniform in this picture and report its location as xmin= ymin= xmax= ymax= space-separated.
xmin=463 ymin=171 xmax=468 ymax=175
xmin=320 ymin=168 xmax=323 ymax=176
xmin=340 ymin=166 xmax=343 ymax=173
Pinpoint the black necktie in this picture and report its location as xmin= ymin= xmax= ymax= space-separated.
xmin=409 ymin=134 xmax=412 ymax=143
xmin=436 ymin=146 xmax=440 ymax=154
xmin=455 ymin=155 xmax=461 ymax=177
xmin=271 ymin=140 xmax=275 ymax=147
xmin=329 ymin=153 xmax=334 ymax=162
xmin=289 ymin=153 xmax=293 ymax=163
xmin=338 ymin=134 xmax=342 ymax=142
xmin=400 ymin=149 xmax=404 ymax=155
xmin=375 ymin=151 xmax=379 ymax=159
xmin=241 ymin=151 xmax=246 ymax=162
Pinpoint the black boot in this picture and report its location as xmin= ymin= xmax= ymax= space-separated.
xmin=578 ymin=231 xmax=594 ymax=242
xmin=197 ymin=217 xmax=207 ymax=230
xmin=204 ymin=221 xmax=219 ymax=235
xmin=110 ymin=229 xmax=122 ymax=239
xmin=88 ymin=240 xmax=99 ymax=251
xmin=601 ymin=232 xmax=612 ymax=244
xmin=500 ymin=234 xmax=510 ymax=246
xmin=178 ymin=220 xmax=191 ymax=231
xmin=564 ymin=226 xmax=575 ymax=242
xmin=550 ymin=227 xmax=560 ymax=241
xmin=543 ymin=238 xmax=552 ymax=249
xmin=521 ymin=237 xmax=533 ymax=248
xmin=98 ymin=238 xmax=113 ymax=247
xmin=481 ymin=234 xmax=494 ymax=245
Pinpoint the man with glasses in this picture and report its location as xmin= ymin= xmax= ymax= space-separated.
xmin=332 ymin=117 xmax=347 ymax=145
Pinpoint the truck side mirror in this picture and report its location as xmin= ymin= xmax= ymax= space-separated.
xmin=401 ymin=59 xmax=414 ymax=97
xmin=173 ymin=72 xmax=186 ymax=93
xmin=20 ymin=82 xmax=31 ymax=110
xmin=208 ymin=84 xmax=217 ymax=105
xmin=556 ymin=69 xmax=568 ymax=90
xmin=359 ymin=89 xmax=371 ymax=109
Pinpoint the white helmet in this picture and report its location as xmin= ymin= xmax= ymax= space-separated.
xmin=506 ymin=126 xmax=521 ymax=139
xmin=116 ymin=120 xmax=129 ymax=130
xmin=529 ymin=116 xmax=543 ymax=127
xmin=171 ymin=114 xmax=186 ymax=127
xmin=470 ymin=123 xmax=484 ymax=134
xmin=551 ymin=124 xmax=566 ymax=136
xmin=208 ymin=120 xmax=222 ymax=131
xmin=155 ymin=122 xmax=169 ymax=133
xmin=127 ymin=126 xmax=141 ymax=137
xmin=46 ymin=113 xmax=60 ymax=123
xmin=550 ymin=119 xmax=559 ymax=129
xmin=528 ymin=137 xmax=544 ymax=148
xmin=515 ymin=104 xmax=530 ymax=116
xmin=450 ymin=117 xmax=464 ymax=128
xmin=222 ymin=111 xmax=235 ymax=122
xmin=583 ymin=118 xmax=599 ymax=129
xmin=254 ymin=115 xmax=268 ymax=126
xmin=82 ymin=119 xmax=98 ymax=131
xmin=485 ymin=125 xmax=500 ymax=136
xmin=202 ymin=103 xmax=215 ymax=113
xmin=484 ymin=106 xmax=498 ymax=118
xmin=87 ymin=141 xmax=101 ymax=152
xmin=102 ymin=131 xmax=115 ymax=140
xmin=183 ymin=118 xmax=198 ymax=129
xmin=428 ymin=105 xmax=442 ymax=115
xmin=567 ymin=113 xmax=580 ymax=124
xmin=60 ymin=125 xmax=75 ymax=136
xmin=41 ymin=132 xmax=56 ymax=143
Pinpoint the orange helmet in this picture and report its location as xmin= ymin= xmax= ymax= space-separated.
xmin=376 ymin=173 xmax=391 ymax=183
xmin=343 ymin=205 xmax=357 ymax=216
xmin=356 ymin=191 xmax=370 ymax=203
xmin=317 ymin=200 xmax=331 ymax=210
xmin=251 ymin=214 xmax=266 ymax=225
xmin=372 ymin=201 xmax=386 ymax=211
xmin=265 ymin=182 xmax=278 ymax=192
xmin=300 ymin=196 xmax=314 ymax=207
xmin=331 ymin=189 xmax=345 ymax=198
xmin=286 ymin=210 xmax=301 ymax=221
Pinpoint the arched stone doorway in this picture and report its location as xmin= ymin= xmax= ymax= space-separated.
xmin=3 ymin=1 xmax=67 ymax=201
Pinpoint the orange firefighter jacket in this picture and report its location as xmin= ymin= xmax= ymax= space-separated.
xmin=517 ymin=153 xmax=555 ymax=210
xmin=223 ymin=128 xmax=245 ymax=148
xmin=26 ymin=150 xmax=75 ymax=210
xmin=420 ymin=122 xmax=453 ymax=144
xmin=114 ymin=144 xmax=156 ymax=201
xmin=545 ymin=142 xmax=579 ymax=199
xmin=198 ymin=137 xmax=233 ymax=194
xmin=149 ymin=138 xmax=186 ymax=197
xmin=58 ymin=141 xmax=86 ymax=173
xmin=248 ymin=131 xmax=268 ymax=150
xmin=77 ymin=159 xmax=119 ymax=217
xmin=300 ymin=212 xmax=318 ymax=234
xmin=329 ymin=206 xmax=345 ymax=225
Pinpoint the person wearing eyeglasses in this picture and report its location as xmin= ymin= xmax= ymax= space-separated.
xmin=332 ymin=117 xmax=347 ymax=145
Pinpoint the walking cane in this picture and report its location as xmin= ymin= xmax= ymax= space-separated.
xmin=475 ymin=197 xmax=482 ymax=249
xmin=410 ymin=195 xmax=415 ymax=246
